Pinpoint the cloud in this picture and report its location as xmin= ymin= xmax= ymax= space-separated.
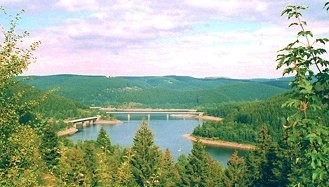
xmin=1 ymin=0 xmax=25 ymax=4
xmin=55 ymin=0 xmax=99 ymax=11
xmin=185 ymin=0 xmax=269 ymax=13
xmin=5 ymin=0 xmax=326 ymax=78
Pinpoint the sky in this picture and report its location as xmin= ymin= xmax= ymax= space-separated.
xmin=1 ymin=0 xmax=328 ymax=79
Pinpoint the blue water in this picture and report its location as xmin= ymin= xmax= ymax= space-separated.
xmin=70 ymin=118 xmax=245 ymax=166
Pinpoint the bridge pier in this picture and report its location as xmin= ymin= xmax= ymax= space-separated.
xmin=198 ymin=112 xmax=203 ymax=121
xmin=106 ymin=111 xmax=202 ymax=121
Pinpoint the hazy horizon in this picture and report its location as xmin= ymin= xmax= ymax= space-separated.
xmin=20 ymin=73 xmax=292 ymax=80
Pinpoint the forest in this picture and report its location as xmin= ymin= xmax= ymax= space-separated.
xmin=194 ymin=93 xmax=329 ymax=144
xmin=1 ymin=2 xmax=329 ymax=187
xmin=20 ymin=74 xmax=289 ymax=108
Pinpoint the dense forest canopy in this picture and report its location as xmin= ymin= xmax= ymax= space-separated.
xmin=194 ymin=93 xmax=293 ymax=144
xmin=20 ymin=74 xmax=289 ymax=108
xmin=194 ymin=92 xmax=329 ymax=144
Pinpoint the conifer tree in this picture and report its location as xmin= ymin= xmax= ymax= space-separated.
xmin=39 ymin=125 xmax=61 ymax=170
xmin=206 ymin=156 xmax=225 ymax=186
xmin=245 ymin=125 xmax=274 ymax=186
xmin=175 ymin=154 xmax=188 ymax=185
xmin=130 ymin=121 xmax=163 ymax=186
xmin=263 ymin=144 xmax=282 ymax=186
xmin=115 ymin=149 xmax=137 ymax=187
xmin=274 ymin=130 xmax=298 ymax=186
xmin=83 ymin=140 xmax=99 ymax=186
xmin=96 ymin=139 xmax=122 ymax=186
xmin=182 ymin=138 xmax=215 ymax=186
xmin=158 ymin=148 xmax=180 ymax=186
xmin=95 ymin=148 xmax=114 ymax=186
xmin=224 ymin=151 xmax=248 ymax=187
xmin=96 ymin=127 xmax=112 ymax=154
xmin=57 ymin=145 xmax=88 ymax=186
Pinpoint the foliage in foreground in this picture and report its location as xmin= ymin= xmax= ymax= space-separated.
xmin=275 ymin=4 xmax=329 ymax=185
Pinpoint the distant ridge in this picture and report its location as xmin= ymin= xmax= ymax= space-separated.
xmin=23 ymin=74 xmax=293 ymax=80
xmin=204 ymin=76 xmax=232 ymax=79
xmin=20 ymin=75 xmax=290 ymax=108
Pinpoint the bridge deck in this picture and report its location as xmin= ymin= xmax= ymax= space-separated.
xmin=69 ymin=117 xmax=98 ymax=123
xmin=107 ymin=111 xmax=202 ymax=115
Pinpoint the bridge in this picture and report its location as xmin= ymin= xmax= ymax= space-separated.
xmin=69 ymin=116 xmax=98 ymax=128
xmin=106 ymin=111 xmax=203 ymax=121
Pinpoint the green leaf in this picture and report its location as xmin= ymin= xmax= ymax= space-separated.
xmin=315 ymin=38 xmax=329 ymax=45
xmin=281 ymin=6 xmax=293 ymax=16
xmin=324 ymin=2 xmax=329 ymax=11
xmin=296 ymin=5 xmax=308 ymax=10
xmin=313 ymin=48 xmax=327 ymax=55
xmin=297 ymin=30 xmax=313 ymax=37
xmin=289 ymin=22 xmax=299 ymax=27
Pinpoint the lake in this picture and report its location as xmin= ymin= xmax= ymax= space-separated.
xmin=69 ymin=116 xmax=245 ymax=167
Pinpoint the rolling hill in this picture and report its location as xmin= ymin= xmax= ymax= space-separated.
xmin=7 ymin=82 xmax=86 ymax=119
xmin=20 ymin=75 xmax=291 ymax=108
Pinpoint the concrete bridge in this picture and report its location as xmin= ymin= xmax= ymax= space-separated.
xmin=69 ymin=116 xmax=98 ymax=128
xmin=106 ymin=111 xmax=203 ymax=121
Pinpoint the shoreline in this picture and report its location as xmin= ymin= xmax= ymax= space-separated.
xmin=183 ymin=134 xmax=255 ymax=150
xmin=57 ymin=127 xmax=78 ymax=137
xmin=170 ymin=114 xmax=223 ymax=121
xmin=57 ymin=119 xmax=123 ymax=137
xmin=94 ymin=119 xmax=123 ymax=125
xmin=170 ymin=114 xmax=198 ymax=119
xmin=196 ymin=115 xmax=223 ymax=121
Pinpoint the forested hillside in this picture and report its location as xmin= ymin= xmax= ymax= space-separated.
xmin=7 ymin=82 xmax=116 ymax=133
xmin=20 ymin=75 xmax=290 ymax=108
xmin=194 ymin=93 xmax=329 ymax=144
xmin=193 ymin=94 xmax=289 ymax=144
xmin=8 ymin=83 xmax=86 ymax=118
